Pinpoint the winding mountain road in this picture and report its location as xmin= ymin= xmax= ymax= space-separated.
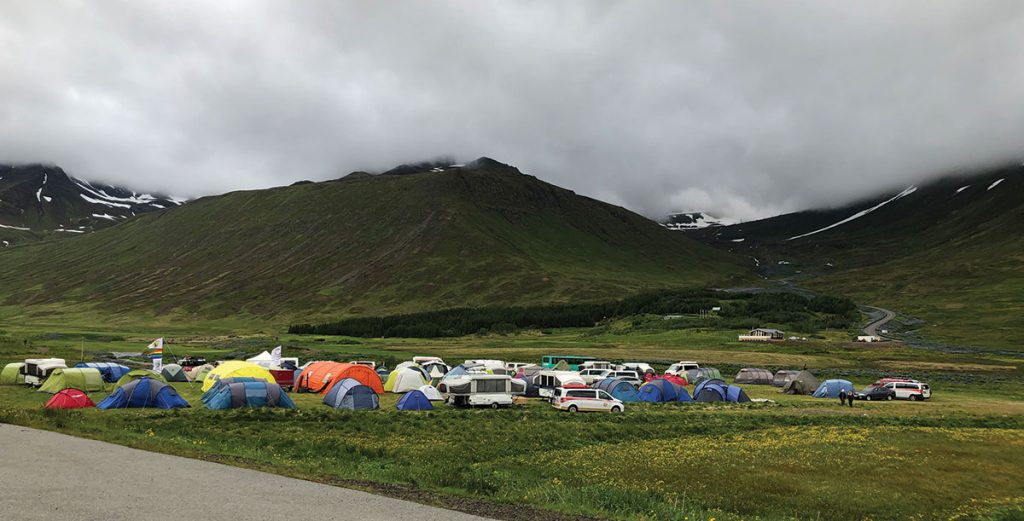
xmin=862 ymin=305 xmax=896 ymax=338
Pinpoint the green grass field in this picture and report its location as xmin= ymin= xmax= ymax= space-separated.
xmin=2 ymin=325 xmax=1023 ymax=520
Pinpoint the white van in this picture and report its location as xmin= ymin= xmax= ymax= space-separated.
xmin=580 ymin=360 xmax=614 ymax=371
xmin=552 ymin=387 xmax=624 ymax=413
xmin=884 ymin=381 xmax=931 ymax=401
xmin=665 ymin=361 xmax=700 ymax=376
xmin=618 ymin=362 xmax=656 ymax=376
xmin=533 ymin=370 xmax=586 ymax=399
xmin=437 ymin=374 xmax=525 ymax=408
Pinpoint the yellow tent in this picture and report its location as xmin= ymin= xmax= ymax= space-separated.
xmin=200 ymin=361 xmax=276 ymax=391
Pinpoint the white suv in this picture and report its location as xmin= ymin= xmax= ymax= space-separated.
xmin=579 ymin=368 xmax=611 ymax=384
xmin=884 ymin=381 xmax=931 ymax=401
xmin=665 ymin=361 xmax=700 ymax=376
xmin=552 ymin=388 xmax=624 ymax=413
xmin=605 ymin=370 xmax=642 ymax=387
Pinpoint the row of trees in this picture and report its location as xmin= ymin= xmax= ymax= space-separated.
xmin=289 ymin=289 xmax=859 ymax=338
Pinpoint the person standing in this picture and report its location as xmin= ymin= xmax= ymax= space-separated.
xmin=839 ymin=388 xmax=847 ymax=406
xmin=848 ymin=388 xmax=855 ymax=407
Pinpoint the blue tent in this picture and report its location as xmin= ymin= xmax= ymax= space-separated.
xmin=693 ymin=382 xmax=727 ymax=402
xmin=204 ymin=381 xmax=295 ymax=410
xmin=638 ymin=379 xmax=683 ymax=403
xmin=324 ymin=377 xmax=379 ymax=410
xmin=692 ymin=378 xmax=726 ymax=399
xmin=813 ymin=379 xmax=855 ymax=398
xmin=695 ymin=382 xmax=751 ymax=403
xmin=74 ymin=362 xmax=131 ymax=383
xmin=395 ymin=389 xmax=433 ymax=410
xmin=201 ymin=377 xmax=263 ymax=405
xmin=726 ymin=385 xmax=751 ymax=403
xmin=594 ymin=378 xmax=641 ymax=402
xmin=96 ymin=378 xmax=190 ymax=409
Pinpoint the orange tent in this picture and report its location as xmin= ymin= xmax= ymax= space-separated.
xmin=295 ymin=362 xmax=384 ymax=394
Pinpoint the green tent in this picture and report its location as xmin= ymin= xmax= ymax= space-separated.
xmin=195 ymin=366 xmax=213 ymax=382
xmin=160 ymin=364 xmax=188 ymax=383
xmin=38 ymin=368 xmax=105 ymax=393
xmin=1 ymin=363 xmax=26 ymax=385
xmin=114 ymin=369 xmax=167 ymax=389
xmin=781 ymin=370 xmax=819 ymax=395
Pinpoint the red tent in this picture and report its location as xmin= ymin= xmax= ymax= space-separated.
xmin=45 ymin=388 xmax=96 ymax=409
xmin=656 ymin=375 xmax=689 ymax=387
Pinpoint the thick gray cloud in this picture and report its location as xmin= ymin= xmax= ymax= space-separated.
xmin=1 ymin=1 xmax=1023 ymax=220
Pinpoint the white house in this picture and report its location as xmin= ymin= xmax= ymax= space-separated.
xmin=738 ymin=328 xmax=785 ymax=342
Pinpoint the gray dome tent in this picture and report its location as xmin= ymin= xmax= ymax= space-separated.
xmin=781 ymin=370 xmax=819 ymax=395
xmin=161 ymin=364 xmax=188 ymax=382
xmin=772 ymin=370 xmax=801 ymax=387
xmin=734 ymin=368 xmax=774 ymax=385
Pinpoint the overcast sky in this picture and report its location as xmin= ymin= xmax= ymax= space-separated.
xmin=2 ymin=1 xmax=1023 ymax=220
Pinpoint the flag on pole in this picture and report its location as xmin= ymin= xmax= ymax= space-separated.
xmin=271 ymin=346 xmax=282 ymax=367
xmin=152 ymin=356 xmax=163 ymax=372
xmin=144 ymin=338 xmax=164 ymax=359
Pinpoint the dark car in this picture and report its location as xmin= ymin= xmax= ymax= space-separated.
xmin=855 ymin=385 xmax=895 ymax=401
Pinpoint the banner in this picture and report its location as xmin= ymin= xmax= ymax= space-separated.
xmin=152 ymin=356 xmax=163 ymax=372
xmin=271 ymin=346 xmax=282 ymax=367
xmin=145 ymin=338 xmax=164 ymax=359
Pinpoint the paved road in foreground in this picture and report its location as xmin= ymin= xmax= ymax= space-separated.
xmin=862 ymin=305 xmax=897 ymax=338
xmin=0 ymin=423 xmax=489 ymax=521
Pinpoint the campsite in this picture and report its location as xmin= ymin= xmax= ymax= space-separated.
xmin=1 ymin=323 xmax=1022 ymax=521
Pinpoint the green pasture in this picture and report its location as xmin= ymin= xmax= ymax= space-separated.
xmin=2 ymin=324 xmax=1023 ymax=520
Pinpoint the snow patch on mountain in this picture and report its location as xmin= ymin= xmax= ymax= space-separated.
xmin=955 ymin=185 xmax=970 ymax=194
xmin=662 ymin=212 xmax=738 ymax=230
xmin=788 ymin=186 xmax=918 ymax=241
xmin=988 ymin=178 xmax=1004 ymax=191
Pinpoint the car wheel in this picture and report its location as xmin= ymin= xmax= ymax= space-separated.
xmin=910 ymin=394 xmax=920 ymax=401
xmin=568 ymin=405 xmax=578 ymax=413
xmin=491 ymin=402 xmax=499 ymax=409
xmin=866 ymin=396 xmax=872 ymax=401
xmin=611 ymin=406 xmax=622 ymax=413
xmin=886 ymin=394 xmax=893 ymax=401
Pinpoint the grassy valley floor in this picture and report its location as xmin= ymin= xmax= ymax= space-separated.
xmin=1 ymin=325 xmax=1023 ymax=520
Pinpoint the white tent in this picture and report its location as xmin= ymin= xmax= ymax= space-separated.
xmin=385 ymin=367 xmax=428 ymax=393
xmin=246 ymin=351 xmax=274 ymax=368
xmin=418 ymin=384 xmax=444 ymax=401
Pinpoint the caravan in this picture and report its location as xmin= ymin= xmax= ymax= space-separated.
xmin=21 ymin=358 xmax=67 ymax=386
xmin=532 ymin=370 xmax=586 ymax=399
xmin=436 ymin=374 xmax=525 ymax=408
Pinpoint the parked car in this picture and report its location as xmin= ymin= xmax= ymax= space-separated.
xmin=579 ymin=368 xmax=612 ymax=384
xmin=604 ymin=370 xmax=642 ymax=387
xmin=855 ymin=385 xmax=894 ymax=401
xmin=350 ymin=360 xmax=376 ymax=369
xmin=665 ymin=361 xmax=700 ymax=376
xmin=884 ymin=381 xmax=931 ymax=401
xmin=552 ymin=387 xmax=624 ymax=413
xmin=618 ymin=362 xmax=656 ymax=377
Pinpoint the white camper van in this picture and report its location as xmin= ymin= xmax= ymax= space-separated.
xmin=437 ymin=374 xmax=525 ymax=408
xmin=22 ymin=358 xmax=67 ymax=386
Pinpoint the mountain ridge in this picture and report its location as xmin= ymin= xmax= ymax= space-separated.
xmin=0 ymin=158 xmax=752 ymax=326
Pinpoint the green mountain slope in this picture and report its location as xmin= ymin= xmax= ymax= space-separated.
xmin=688 ymin=163 xmax=1024 ymax=350
xmin=0 ymin=159 xmax=751 ymax=326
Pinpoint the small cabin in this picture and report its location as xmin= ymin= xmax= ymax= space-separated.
xmin=738 ymin=328 xmax=785 ymax=342
xmin=856 ymin=335 xmax=881 ymax=343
